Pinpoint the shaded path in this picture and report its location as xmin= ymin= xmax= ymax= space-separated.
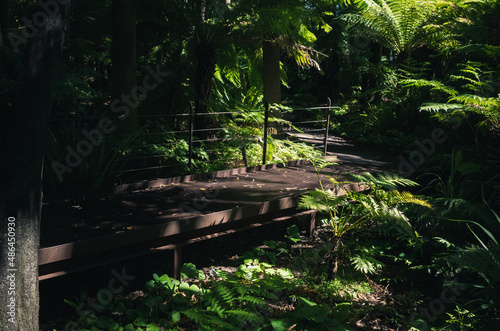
xmin=289 ymin=130 xmax=398 ymax=172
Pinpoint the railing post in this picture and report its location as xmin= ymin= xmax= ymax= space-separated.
xmin=188 ymin=102 xmax=194 ymax=172
xmin=263 ymin=100 xmax=269 ymax=165
xmin=323 ymin=97 xmax=331 ymax=156
xmin=174 ymin=244 xmax=182 ymax=280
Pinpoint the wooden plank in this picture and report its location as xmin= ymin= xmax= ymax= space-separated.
xmin=38 ymin=195 xmax=299 ymax=266
xmin=112 ymin=159 xmax=311 ymax=194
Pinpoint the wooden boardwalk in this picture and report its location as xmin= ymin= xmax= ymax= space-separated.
xmin=39 ymin=135 xmax=397 ymax=280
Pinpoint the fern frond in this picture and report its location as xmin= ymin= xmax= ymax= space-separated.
xmin=298 ymin=189 xmax=349 ymax=213
xmin=214 ymin=282 xmax=236 ymax=307
xmin=378 ymin=204 xmax=415 ymax=237
xmin=390 ymin=191 xmax=433 ymax=208
xmin=226 ymin=309 xmax=260 ymax=323
xmin=349 ymin=172 xmax=419 ymax=191
xmin=434 ymin=237 xmax=456 ymax=249
xmin=310 ymin=157 xmax=336 ymax=172
xmin=350 ymin=254 xmax=385 ymax=274
xmin=450 ymin=94 xmax=500 ymax=108
xmin=400 ymin=78 xmax=459 ymax=96
xmin=451 ymin=246 xmax=500 ymax=282
xmin=419 ymin=103 xmax=464 ymax=113
xmin=238 ymin=295 xmax=266 ymax=306
xmin=182 ymin=308 xmax=233 ymax=329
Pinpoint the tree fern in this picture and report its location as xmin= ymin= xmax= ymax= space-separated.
xmin=340 ymin=0 xmax=451 ymax=56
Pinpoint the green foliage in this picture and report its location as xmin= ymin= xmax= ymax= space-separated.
xmin=271 ymin=298 xmax=352 ymax=331
xmin=300 ymin=167 xmax=430 ymax=240
xmin=341 ymin=0 xmax=453 ymax=56
xmin=286 ymin=224 xmax=302 ymax=244
xmin=349 ymin=253 xmax=385 ymax=275
xmin=426 ymin=202 xmax=500 ymax=327
xmin=299 ymin=159 xmax=431 ymax=279
xmin=239 ymin=225 xmax=301 ymax=266
xmin=416 ymin=60 xmax=500 ymax=133
xmin=445 ymin=306 xmax=477 ymax=331
xmin=64 ymin=260 xmax=353 ymax=330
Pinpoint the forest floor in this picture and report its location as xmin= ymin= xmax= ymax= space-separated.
xmin=39 ymin=133 xmax=403 ymax=330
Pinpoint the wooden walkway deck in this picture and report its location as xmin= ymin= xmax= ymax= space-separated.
xmin=39 ymin=135 xmax=397 ymax=280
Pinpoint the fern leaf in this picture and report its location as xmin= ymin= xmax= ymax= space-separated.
xmin=390 ymin=191 xmax=432 ymax=208
xmin=419 ymin=103 xmax=464 ymax=113
xmin=226 ymin=309 xmax=260 ymax=323
xmin=350 ymin=254 xmax=385 ymax=274
xmin=182 ymin=308 xmax=233 ymax=329
xmin=349 ymin=172 xmax=419 ymax=190
xmin=298 ymin=189 xmax=348 ymax=213
xmin=238 ymin=295 xmax=266 ymax=306
xmin=450 ymin=94 xmax=500 ymax=108
xmin=400 ymin=78 xmax=458 ymax=96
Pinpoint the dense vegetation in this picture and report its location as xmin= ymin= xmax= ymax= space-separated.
xmin=1 ymin=0 xmax=499 ymax=330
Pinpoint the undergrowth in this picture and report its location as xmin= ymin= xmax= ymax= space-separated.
xmin=60 ymin=171 xmax=500 ymax=331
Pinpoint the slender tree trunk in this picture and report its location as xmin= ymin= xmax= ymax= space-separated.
xmin=262 ymin=40 xmax=281 ymax=104
xmin=111 ymin=0 xmax=137 ymax=127
xmin=0 ymin=2 xmax=72 ymax=330
xmin=241 ymin=146 xmax=248 ymax=167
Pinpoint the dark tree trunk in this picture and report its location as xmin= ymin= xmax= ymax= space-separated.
xmin=111 ymin=0 xmax=137 ymax=127
xmin=263 ymin=40 xmax=281 ymax=105
xmin=327 ymin=237 xmax=342 ymax=280
xmin=0 ymin=1 xmax=72 ymax=330
xmin=194 ymin=27 xmax=217 ymax=139
xmin=263 ymin=40 xmax=282 ymax=135
xmin=0 ymin=0 xmax=8 ymax=77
